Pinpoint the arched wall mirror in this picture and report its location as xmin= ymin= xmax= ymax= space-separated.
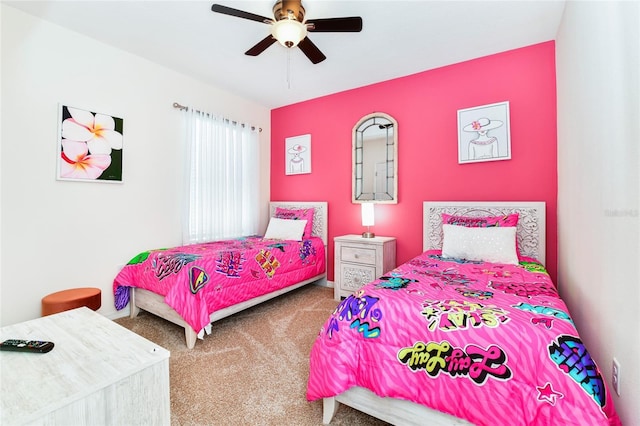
xmin=352 ymin=112 xmax=398 ymax=204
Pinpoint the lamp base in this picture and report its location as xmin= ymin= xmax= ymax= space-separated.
xmin=362 ymin=231 xmax=375 ymax=238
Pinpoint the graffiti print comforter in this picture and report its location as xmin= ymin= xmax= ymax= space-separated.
xmin=114 ymin=236 xmax=325 ymax=335
xmin=307 ymin=250 xmax=620 ymax=425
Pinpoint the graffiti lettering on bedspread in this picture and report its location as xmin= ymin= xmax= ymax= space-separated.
xmin=421 ymin=299 xmax=509 ymax=332
xmin=513 ymin=302 xmax=573 ymax=324
xmin=470 ymin=265 xmax=515 ymax=278
xmin=406 ymin=258 xmax=440 ymax=269
xmin=531 ymin=317 xmax=555 ymax=329
xmin=397 ymin=340 xmax=512 ymax=385
xmin=298 ymin=240 xmax=316 ymax=264
xmin=489 ymin=281 xmax=558 ymax=299
xmin=326 ymin=292 xmax=382 ymax=339
xmin=216 ymin=251 xmax=245 ymax=278
xmin=255 ymin=249 xmax=280 ymax=279
xmin=428 ymin=254 xmax=483 ymax=265
xmin=455 ymin=288 xmax=494 ymax=300
xmin=189 ymin=266 xmax=209 ymax=294
xmin=519 ymin=261 xmax=549 ymax=274
xmin=410 ymin=267 xmax=476 ymax=287
xmin=153 ymin=253 xmax=200 ymax=280
xmin=376 ymin=273 xmax=417 ymax=290
xmin=267 ymin=242 xmax=287 ymax=252
xmin=349 ymin=319 xmax=380 ymax=338
xmin=548 ymin=335 xmax=606 ymax=408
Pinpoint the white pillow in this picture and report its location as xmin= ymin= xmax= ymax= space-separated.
xmin=441 ymin=224 xmax=519 ymax=265
xmin=263 ymin=217 xmax=308 ymax=241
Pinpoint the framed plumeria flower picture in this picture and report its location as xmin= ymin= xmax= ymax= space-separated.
xmin=56 ymin=104 xmax=124 ymax=182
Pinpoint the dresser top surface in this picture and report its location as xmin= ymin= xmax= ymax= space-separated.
xmin=334 ymin=234 xmax=396 ymax=243
xmin=0 ymin=307 xmax=169 ymax=423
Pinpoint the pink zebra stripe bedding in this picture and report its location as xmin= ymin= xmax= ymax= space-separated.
xmin=307 ymin=250 xmax=620 ymax=425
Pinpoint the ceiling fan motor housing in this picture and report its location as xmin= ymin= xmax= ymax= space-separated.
xmin=273 ymin=0 xmax=305 ymax=22
xmin=271 ymin=0 xmax=307 ymax=48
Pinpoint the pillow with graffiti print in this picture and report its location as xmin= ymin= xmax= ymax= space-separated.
xmin=274 ymin=207 xmax=314 ymax=239
xmin=441 ymin=213 xmax=519 ymax=228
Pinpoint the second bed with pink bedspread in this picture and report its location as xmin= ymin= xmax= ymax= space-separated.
xmin=114 ymin=235 xmax=325 ymax=335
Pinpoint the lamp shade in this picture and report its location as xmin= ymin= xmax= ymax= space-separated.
xmin=271 ymin=19 xmax=307 ymax=48
xmin=361 ymin=203 xmax=375 ymax=227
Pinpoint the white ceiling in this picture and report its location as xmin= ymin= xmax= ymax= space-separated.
xmin=4 ymin=0 xmax=566 ymax=109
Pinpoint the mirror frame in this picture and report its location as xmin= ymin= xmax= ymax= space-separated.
xmin=352 ymin=112 xmax=398 ymax=204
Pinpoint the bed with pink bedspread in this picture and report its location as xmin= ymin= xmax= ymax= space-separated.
xmin=307 ymin=202 xmax=620 ymax=425
xmin=113 ymin=201 xmax=327 ymax=349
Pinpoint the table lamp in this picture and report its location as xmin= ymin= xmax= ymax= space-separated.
xmin=361 ymin=203 xmax=375 ymax=238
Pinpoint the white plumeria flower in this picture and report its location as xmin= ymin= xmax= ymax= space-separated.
xmin=62 ymin=107 xmax=123 ymax=155
xmin=60 ymin=139 xmax=111 ymax=179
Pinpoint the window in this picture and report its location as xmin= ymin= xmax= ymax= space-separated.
xmin=182 ymin=108 xmax=259 ymax=244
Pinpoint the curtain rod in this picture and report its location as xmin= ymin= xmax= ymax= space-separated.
xmin=172 ymin=102 xmax=262 ymax=132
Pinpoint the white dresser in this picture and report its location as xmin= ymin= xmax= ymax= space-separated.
xmin=0 ymin=307 xmax=170 ymax=426
xmin=334 ymin=234 xmax=396 ymax=300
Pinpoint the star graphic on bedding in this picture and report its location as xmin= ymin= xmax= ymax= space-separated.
xmin=536 ymin=382 xmax=564 ymax=405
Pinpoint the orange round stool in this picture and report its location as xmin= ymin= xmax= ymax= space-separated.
xmin=41 ymin=287 xmax=102 ymax=316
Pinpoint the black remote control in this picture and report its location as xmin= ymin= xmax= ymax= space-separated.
xmin=0 ymin=339 xmax=54 ymax=353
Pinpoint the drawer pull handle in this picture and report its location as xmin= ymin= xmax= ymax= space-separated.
xmin=354 ymin=254 xmax=359 ymax=259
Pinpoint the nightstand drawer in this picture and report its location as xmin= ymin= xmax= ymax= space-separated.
xmin=340 ymin=246 xmax=376 ymax=265
xmin=339 ymin=264 xmax=376 ymax=292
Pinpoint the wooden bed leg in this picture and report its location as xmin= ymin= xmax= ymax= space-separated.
xmin=322 ymin=397 xmax=339 ymax=424
xmin=129 ymin=289 xmax=141 ymax=319
xmin=185 ymin=327 xmax=197 ymax=349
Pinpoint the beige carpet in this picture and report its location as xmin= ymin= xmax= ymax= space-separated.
xmin=114 ymin=285 xmax=389 ymax=426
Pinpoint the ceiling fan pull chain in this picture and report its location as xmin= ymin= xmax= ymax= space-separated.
xmin=287 ymin=49 xmax=292 ymax=90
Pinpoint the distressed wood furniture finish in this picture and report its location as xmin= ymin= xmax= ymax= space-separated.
xmin=322 ymin=201 xmax=546 ymax=425
xmin=0 ymin=307 xmax=170 ymax=426
xmin=333 ymin=234 xmax=396 ymax=300
xmin=130 ymin=201 xmax=329 ymax=349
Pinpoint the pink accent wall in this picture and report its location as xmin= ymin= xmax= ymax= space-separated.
xmin=271 ymin=42 xmax=558 ymax=282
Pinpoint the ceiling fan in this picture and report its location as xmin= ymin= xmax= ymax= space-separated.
xmin=211 ymin=1 xmax=363 ymax=64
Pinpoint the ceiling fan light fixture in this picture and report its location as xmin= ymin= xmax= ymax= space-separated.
xmin=271 ymin=19 xmax=307 ymax=48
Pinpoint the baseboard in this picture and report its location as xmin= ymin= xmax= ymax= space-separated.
xmin=105 ymin=309 xmax=130 ymax=321
xmin=314 ymin=280 xmax=334 ymax=289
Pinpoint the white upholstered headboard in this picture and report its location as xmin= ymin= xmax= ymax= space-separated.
xmin=423 ymin=201 xmax=546 ymax=264
xmin=269 ymin=201 xmax=328 ymax=246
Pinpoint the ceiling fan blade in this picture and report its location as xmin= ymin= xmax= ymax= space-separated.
xmin=306 ymin=17 xmax=363 ymax=32
xmin=245 ymin=35 xmax=277 ymax=56
xmin=298 ymin=37 xmax=326 ymax=64
xmin=211 ymin=4 xmax=271 ymax=24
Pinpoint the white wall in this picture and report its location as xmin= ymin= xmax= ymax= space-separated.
xmin=0 ymin=5 xmax=271 ymax=325
xmin=556 ymin=1 xmax=639 ymax=424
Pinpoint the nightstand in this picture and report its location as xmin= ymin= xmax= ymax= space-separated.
xmin=334 ymin=234 xmax=397 ymax=300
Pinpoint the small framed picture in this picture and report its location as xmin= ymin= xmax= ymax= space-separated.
xmin=285 ymin=134 xmax=311 ymax=175
xmin=457 ymin=101 xmax=511 ymax=164
xmin=57 ymin=104 xmax=124 ymax=182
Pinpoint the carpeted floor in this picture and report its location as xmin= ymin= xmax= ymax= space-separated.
xmin=114 ymin=285 xmax=389 ymax=426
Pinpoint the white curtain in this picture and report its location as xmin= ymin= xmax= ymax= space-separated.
xmin=181 ymin=107 xmax=260 ymax=244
